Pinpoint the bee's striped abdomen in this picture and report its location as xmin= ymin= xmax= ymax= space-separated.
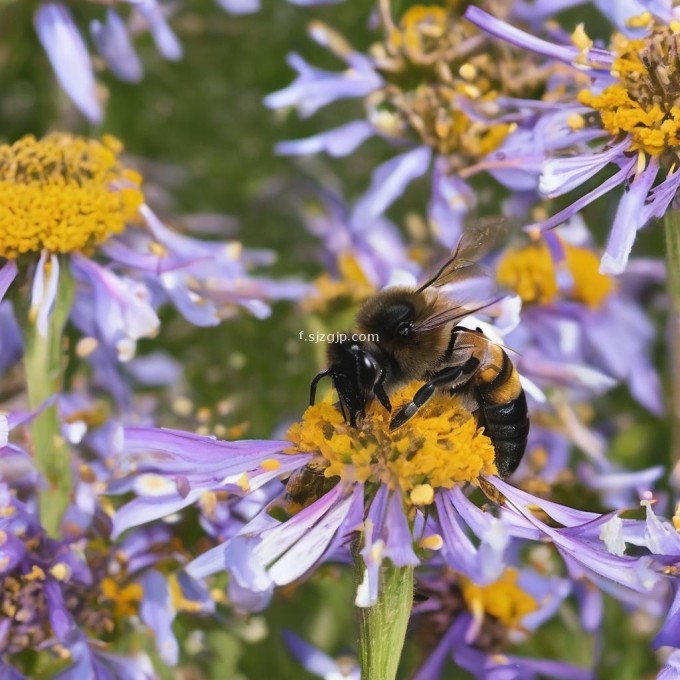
xmin=475 ymin=349 xmax=529 ymax=478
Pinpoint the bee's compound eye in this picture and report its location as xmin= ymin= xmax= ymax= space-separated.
xmin=397 ymin=321 xmax=411 ymax=337
xmin=362 ymin=355 xmax=376 ymax=373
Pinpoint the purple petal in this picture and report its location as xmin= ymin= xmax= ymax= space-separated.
xmin=0 ymin=662 xmax=25 ymax=680
xmin=574 ymin=581 xmax=604 ymax=632
xmin=264 ymin=53 xmax=381 ymax=117
xmin=159 ymin=270 xmax=220 ymax=326
xmin=223 ymin=535 xmax=276 ymax=612
xmin=34 ymin=3 xmax=102 ymax=123
xmin=449 ymin=487 xmax=509 ymax=580
xmin=512 ymin=0 xmax=587 ymax=21
xmin=122 ymin=426 xmax=290 ymax=467
xmin=540 ymin=140 xmax=629 ymax=198
xmin=254 ymin=485 xmax=344 ymax=571
xmin=383 ymin=491 xmax=419 ymax=567
xmin=0 ymin=304 xmax=21 ymax=376
xmin=283 ymin=631 xmax=351 ymax=678
xmin=125 ymin=352 xmax=182 ymax=386
xmin=268 ymin=489 xmax=354 ymax=585
xmin=140 ymin=571 xmax=178 ymax=665
xmin=90 ymin=10 xmax=143 ymax=82
xmin=429 ymin=158 xmax=473 ymax=249
xmin=412 ymin=620 xmax=461 ymax=680
xmin=216 ymin=0 xmax=260 ymax=13
xmin=642 ymin=501 xmax=680 ymax=557
xmin=492 ymin=477 xmax=601 ymax=526
xmin=45 ymin=580 xmax=77 ymax=640
xmin=601 ymin=160 xmax=660 ymax=275
xmin=275 ymin=121 xmax=375 ymax=157
xmin=435 ymin=491 xmax=484 ymax=578
xmin=640 ymin=166 xmax=680 ymax=224
xmin=495 ymin=480 xmax=659 ymax=592
xmin=529 ymin=157 xmax=636 ymax=234
xmin=464 ymin=7 xmax=613 ymax=69
xmin=655 ymin=585 xmax=680 ymax=648
xmin=366 ymin=484 xmax=389 ymax=534
xmin=658 ymin=650 xmax=680 ymax=679
xmin=136 ymin=0 xmax=183 ymax=61
xmin=593 ymin=0 xmax=670 ymax=31
xmin=0 ymin=261 xmax=17 ymax=303
xmin=30 ymin=252 xmax=60 ymax=338
xmin=72 ymin=256 xmax=160 ymax=360
xmin=350 ymin=147 xmax=432 ymax=224
xmin=112 ymin=488 xmax=205 ymax=538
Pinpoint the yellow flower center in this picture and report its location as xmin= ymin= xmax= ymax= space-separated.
xmin=371 ymin=4 xmax=543 ymax=163
xmin=100 ymin=576 xmax=143 ymax=619
xmin=578 ymin=25 xmax=680 ymax=156
xmin=459 ymin=568 xmax=538 ymax=629
xmin=0 ymin=133 xmax=143 ymax=259
xmin=496 ymin=241 xmax=614 ymax=308
xmin=286 ymin=382 xmax=497 ymax=503
xmin=303 ymin=251 xmax=376 ymax=314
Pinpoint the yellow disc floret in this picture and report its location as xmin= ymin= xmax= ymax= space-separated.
xmin=0 ymin=133 xmax=143 ymax=259
xmin=459 ymin=568 xmax=538 ymax=629
xmin=286 ymin=382 xmax=497 ymax=504
xmin=497 ymin=240 xmax=614 ymax=308
xmin=303 ymin=251 xmax=376 ymax=313
xmin=578 ymin=25 xmax=680 ymax=156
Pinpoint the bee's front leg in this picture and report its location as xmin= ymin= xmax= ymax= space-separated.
xmin=390 ymin=365 xmax=465 ymax=430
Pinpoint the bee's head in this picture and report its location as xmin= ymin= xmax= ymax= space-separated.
xmin=356 ymin=288 xmax=421 ymax=341
xmin=309 ymin=338 xmax=391 ymax=427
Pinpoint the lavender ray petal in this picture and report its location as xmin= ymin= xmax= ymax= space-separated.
xmin=600 ymin=160 xmax=660 ymax=275
xmin=34 ymin=3 xmax=102 ymax=122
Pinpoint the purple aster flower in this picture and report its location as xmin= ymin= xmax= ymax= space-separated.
xmin=493 ymin=222 xmax=663 ymax=413
xmin=267 ymin=5 xmax=555 ymax=247
xmin=411 ymin=563 xmax=576 ymax=664
xmin=465 ymin=6 xmax=680 ymax=274
xmin=0 ymin=483 xmax=200 ymax=675
xmin=296 ymin=185 xmax=419 ymax=319
xmin=110 ymin=381 xmax=668 ymax=617
xmin=0 ymin=131 xmax=307 ymax=538
xmin=414 ymin=613 xmax=593 ymax=680
xmin=0 ymin=132 xmax=304 ymax=363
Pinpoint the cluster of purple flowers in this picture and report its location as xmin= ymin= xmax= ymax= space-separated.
xmin=5 ymin=0 xmax=680 ymax=678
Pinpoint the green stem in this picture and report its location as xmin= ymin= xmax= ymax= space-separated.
xmin=24 ymin=259 xmax=74 ymax=537
xmin=357 ymin=560 xmax=414 ymax=680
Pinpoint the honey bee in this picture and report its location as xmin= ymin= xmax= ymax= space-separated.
xmin=309 ymin=227 xmax=529 ymax=478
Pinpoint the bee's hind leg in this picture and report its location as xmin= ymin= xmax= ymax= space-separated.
xmin=390 ymin=365 xmax=466 ymax=430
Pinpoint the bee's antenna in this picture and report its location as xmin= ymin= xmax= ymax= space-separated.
xmin=309 ymin=369 xmax=332 ymax=405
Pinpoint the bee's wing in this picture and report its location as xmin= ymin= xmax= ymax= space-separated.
xmin=412 ymin=298 xmax=503 ymax=332
xmin=416 ymin=218 xmax=508 ymax=293
xmin=450 ymin=327 xmax=520 ymax=356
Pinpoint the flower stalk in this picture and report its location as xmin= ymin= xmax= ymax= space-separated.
xmin=25 ymin=259 xmax=74 ymax=536
xmin=357 ymin=561 xmax=414 ymax=680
